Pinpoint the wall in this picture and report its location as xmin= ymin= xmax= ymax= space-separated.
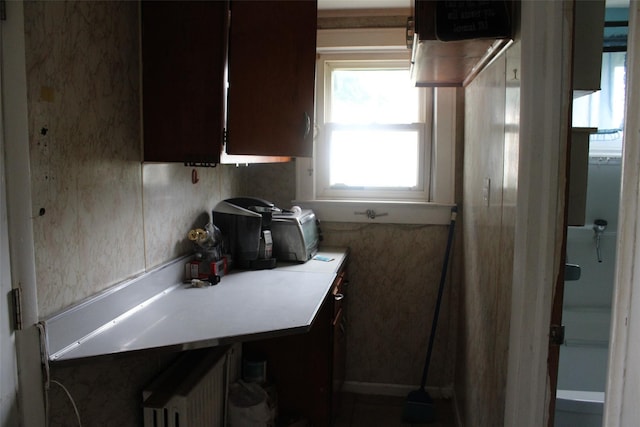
xmin=559 ymin=157 xmax=621 ymax=392
xmin=455 ymin=41 xmax=521 ymax=426
xmin=320 ymin=221 xmax=457 ymax=388
xmin=24 ymin=1 xmax=242 ymax=319
xmin=189 ymin=56 xmax=463 ymax=399
xmin=22 ymin=2 xmax=243 ymax=425
xmin=23 ymin=2 xmax=460 ymax=425
xmin=237 ymin=165 xmax=461 ymax=390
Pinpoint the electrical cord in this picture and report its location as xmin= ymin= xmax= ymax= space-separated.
xmin=50 ymin=380 xmax=82 ymax=427
xmin=37 ymin=322 xmax=82 ymax=427
xmin=36 ymin=322 xmax=52 ymax=427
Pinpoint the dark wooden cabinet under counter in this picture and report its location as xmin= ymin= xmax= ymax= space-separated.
xmin=243 ymin=262 xmax=348 ymax=426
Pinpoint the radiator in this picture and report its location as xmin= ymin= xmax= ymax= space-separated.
xmin=143 ymin=344 xmax=241 ymax=427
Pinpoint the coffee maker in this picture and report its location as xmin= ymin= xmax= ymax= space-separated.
xmin=212 ymin=197 xmax=278 ymax=270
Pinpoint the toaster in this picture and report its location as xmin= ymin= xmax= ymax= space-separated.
xmin=270 ymin=209 xmax=319 ymax=262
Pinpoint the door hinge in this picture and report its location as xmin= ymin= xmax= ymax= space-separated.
xmin=10 ymin=288 xmax=23 ymax=331
xmin=550 ymin=324 xmax=565 ymax=346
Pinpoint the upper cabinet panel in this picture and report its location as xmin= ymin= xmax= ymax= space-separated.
xmin=141 ymin=0 xmax=316 ymax=163
xmin=141 ymin=1 xmax=228 ymax=164
xmin=573 ymin=0 xmax=606 ymax=96
xmin=226 ymin=0 xmax=317 ymax=157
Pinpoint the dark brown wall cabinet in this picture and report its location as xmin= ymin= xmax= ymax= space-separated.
xmin=141 ymin=1 xmax=228 ymax=164
xmin=141 ymin=1 xmax=316 ymax=163
xmin=227 ymin=1 xmax=316 ymax=157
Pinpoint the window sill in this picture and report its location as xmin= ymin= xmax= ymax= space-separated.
xmin=293 ymin=200 xmax=456 ymax=225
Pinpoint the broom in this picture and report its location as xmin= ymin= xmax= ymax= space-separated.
xmin=402 ymin=206 xmax=457 ymax=423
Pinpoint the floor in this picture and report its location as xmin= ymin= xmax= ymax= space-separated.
xmin=333 ymin=393 xmax=456 ymax=427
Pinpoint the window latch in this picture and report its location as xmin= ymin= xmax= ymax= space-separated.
xmin=355 ymin=209 xmax=388 ymax=220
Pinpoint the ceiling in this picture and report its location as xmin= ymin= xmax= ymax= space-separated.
xmin=318 ymin=0 xmax=411 ymax=10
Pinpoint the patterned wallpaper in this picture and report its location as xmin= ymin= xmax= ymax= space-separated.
xmin=22 ymin=4 xmax=241 ymax=424
xmin=24 ymin=2 xmax=458 ymax=426
xmin=321 ymin=221 xmax=457 ymax=387
xmin=25 ymin=1 xmax=144 ymax=318
xmin=24 ymin=1 xmax=244 ymax=319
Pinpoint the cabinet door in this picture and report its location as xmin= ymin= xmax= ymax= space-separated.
xmin=141 ymin=1 xmax=228 ymax=163
xmin=243 ymin=293 xmax=332 ymax=426
xmin=226 ymin=1 xmax=316 ymax=157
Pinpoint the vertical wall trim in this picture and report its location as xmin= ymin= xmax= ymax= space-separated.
xmin=604 ymin=1 xmax=640 ymax=426
xmin=1 ymin=1 xmax=46 ymax=425
xmin=432 ymin=87 xmax=456 ymax=204
xmin=503 ymin=1 xmax=573 ymax=426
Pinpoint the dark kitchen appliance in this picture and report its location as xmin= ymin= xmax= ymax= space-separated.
xmin=212 ymin=197 xmax=278 ymax=270
xmin=270 ymin=208 xmax=319 ymax=262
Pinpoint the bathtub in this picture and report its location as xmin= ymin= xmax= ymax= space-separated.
xmin=555 ymin=390 xmax=604 ymax=427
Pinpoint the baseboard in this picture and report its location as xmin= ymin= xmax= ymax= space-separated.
xmin=342 ymin=381 xmax=454 ymax=399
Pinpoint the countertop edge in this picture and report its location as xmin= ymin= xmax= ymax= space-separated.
xmin=44 ymin=248 xmax=349 ymax=363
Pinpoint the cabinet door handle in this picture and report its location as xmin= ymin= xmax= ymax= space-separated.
xmin=334 ymin=293 xmax=344 ymax=301
xmin=304 ymin=112 xmax=311 ymax=139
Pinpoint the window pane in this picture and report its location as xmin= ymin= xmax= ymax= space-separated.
xmin=329 ymin=128 xmax=419 ymax=188
xmin=331 ymin=69 xmax=419 ymax=124
xmin=572 ymin=51 xmax=627 ymax=157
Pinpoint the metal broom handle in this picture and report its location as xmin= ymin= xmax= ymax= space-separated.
xmin=420 ymin=206 xmax=457 ymax=389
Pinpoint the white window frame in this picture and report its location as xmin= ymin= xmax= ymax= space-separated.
xmin=295 ymin=28 xmax=457 ymax=225
xmin=317 ymin=58 xmax=431 ymax=201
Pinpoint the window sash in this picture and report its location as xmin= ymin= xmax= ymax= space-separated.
xmin=324 ymin=59 xmax=427 ymax=124
xmin=314 ymin=57 xmax=431 ymax=201
xmin=316 ymin=122 xmax=430 ymax=201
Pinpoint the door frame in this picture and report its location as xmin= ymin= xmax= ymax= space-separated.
xmin=506 ymin=1 xmax=640 ymax=426
xmin=2 ymin=2 xmax=47 ymax=425
xmin=604 ymin=1 xmax=640 ymax=425
xmin=503 ymin=1 xmax=574 ymax=426
xmin=0 ymin=16 xmax=20 ymax=426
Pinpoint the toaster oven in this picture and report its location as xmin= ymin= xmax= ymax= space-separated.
xmin=270 ymin=209 xmax=319 ymax=262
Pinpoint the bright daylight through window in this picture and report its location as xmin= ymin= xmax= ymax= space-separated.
xmin=316 ymin=60 xmax=430 ymax=201
xmin=295 ymin=30 xmax=456 ymax=224
xmin=328 ymin=68 xmax=422 ymax=189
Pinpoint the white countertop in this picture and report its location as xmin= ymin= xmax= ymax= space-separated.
xmin=43 ymin=248 xmax=348 ymax=362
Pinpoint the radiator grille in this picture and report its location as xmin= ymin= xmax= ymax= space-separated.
xmin=143 ymin=345 xmax=240 ymax=427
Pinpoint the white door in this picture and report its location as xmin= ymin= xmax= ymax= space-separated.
xmin=0 ymin=25 xmax=20 ymax=426
xmin=504 ymin=1 xmax=574 ymax=426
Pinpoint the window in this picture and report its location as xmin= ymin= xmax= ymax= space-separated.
xmin=295 ymin=29 xmax=456 ymax=224
xmin=572 ymin=51 xmax=627 ymax=157
xmin=317 ymin=62 xmax=430 ymax=201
